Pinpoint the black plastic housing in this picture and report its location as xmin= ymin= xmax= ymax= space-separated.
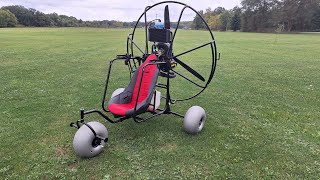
xmin=148 ymin=28 xmax=171 ymax=43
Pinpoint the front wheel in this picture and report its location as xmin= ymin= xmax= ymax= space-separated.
xmin=73 ymin=121 xmax=108 ymax=158
xmin=183 ymin=106 xmax=206 ymax=134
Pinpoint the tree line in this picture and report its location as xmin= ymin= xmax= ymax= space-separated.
xmin=0 ymin=5 xmax=196 ymax=29
xmin=192 ymin=0 xmax=320 ymax=32
xmin=1 ymin=1 xmax=320 ymax=32
xmin=0 ymin=5 xmax=145 ymax=28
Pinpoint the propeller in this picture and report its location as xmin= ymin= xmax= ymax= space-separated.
xmin=164 ymin=5 xmax=170 ymax=29
xmin=172 ymin=57 xmax=205 ymax=82
xmin=164 ymin=5 xmax=204 ymax=82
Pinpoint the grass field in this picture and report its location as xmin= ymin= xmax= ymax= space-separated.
xmin=0 ymin=28 xmax=319 ymax=179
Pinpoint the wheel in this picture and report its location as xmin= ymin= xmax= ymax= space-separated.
xmin=111 ymin=88 xmax=125 ymax=98
xmin=183 ymin=106 xmax=206 ymax=134
xmin=73 ymin=121 xmax=108 ymax=158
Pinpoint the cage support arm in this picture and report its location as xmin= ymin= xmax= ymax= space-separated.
xmin=127 ymin=35 xmax=145 ymax=55
xmin=173 ymin=41 xmax=214 ymax=58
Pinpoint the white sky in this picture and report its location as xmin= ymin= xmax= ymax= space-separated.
xmin=0 ymin=0 xmax=241 ymax=21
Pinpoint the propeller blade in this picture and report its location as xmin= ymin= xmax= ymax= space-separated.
xmin=164 ymin=5 xmax=170 ymax=29
xmin=173 ymin=57 xmax=205 ymax=82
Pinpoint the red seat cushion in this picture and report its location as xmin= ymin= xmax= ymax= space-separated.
xmin=108 ymin=54 xmax=158 ymax=116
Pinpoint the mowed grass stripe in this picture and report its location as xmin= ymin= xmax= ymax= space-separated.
xmin=0 ymin=28 xmax=319 ymax=179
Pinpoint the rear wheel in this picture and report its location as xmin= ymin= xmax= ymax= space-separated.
xmin=111 ymin=88 xmax=125 ymax=98
xmin=183 ymin=106 xmax=206 ymax=134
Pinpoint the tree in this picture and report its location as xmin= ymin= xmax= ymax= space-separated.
xmin=1 ymin=5 xmax=34 ymax=26
xmin=47 ymin=13 xmax=60 ymax=26
xmin=295 ymin=0 xmax=320 ymax=31
xmin=241 ymin=0 xmax=275 ymax=32
xmin=280 ymin=0 xmax=299 ymax=31
xmin=34 ymin=11 xmax=53 ymax=27
xmin=213 ymin=7 xmax=226 ymax=15
xmin=203 ymin=8 xmax=215 ymax=22
xmin=219 ymin=11 xmax=231 ymax=31
xmin=231 ymin=6 xmax=241 ymax=31
xmin=207 ymin=15 xmax=221 ymax=30
xmin=311 ymin=8 xmax=320 ymax=31
xmin=192 ymin=10 xmax=205 ymax=30
xmin=0 ymin=9 xmax=18 ymax=27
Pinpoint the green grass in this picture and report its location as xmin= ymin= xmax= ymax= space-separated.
xmin=0 ymin=28 xmax=319 ymax=179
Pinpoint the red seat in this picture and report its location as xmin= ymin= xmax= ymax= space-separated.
xmin=108 ymin=54 xmax=159 ymax=116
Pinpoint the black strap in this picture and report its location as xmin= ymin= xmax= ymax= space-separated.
xmin=84 ymin=123 xmax=97 ymax=137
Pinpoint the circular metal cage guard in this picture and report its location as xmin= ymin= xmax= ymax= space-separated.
xmin=127 ymin=1 xmax=218 ymax=102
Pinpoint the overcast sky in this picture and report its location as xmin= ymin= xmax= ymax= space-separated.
xmin=0 ymin=0 xmax=241 ymax=21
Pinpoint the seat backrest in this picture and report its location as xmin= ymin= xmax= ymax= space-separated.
xmin=131 ymin=54 xmax=158 ymax=104
xmin=107 ymin=54 xmax=159 ymax=116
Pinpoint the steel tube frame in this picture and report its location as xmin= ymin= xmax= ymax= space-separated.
xmin=70 ymin=1 xmax=217 ymax=129
xmin=70 ymin=55 xmax=184 ymax=128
